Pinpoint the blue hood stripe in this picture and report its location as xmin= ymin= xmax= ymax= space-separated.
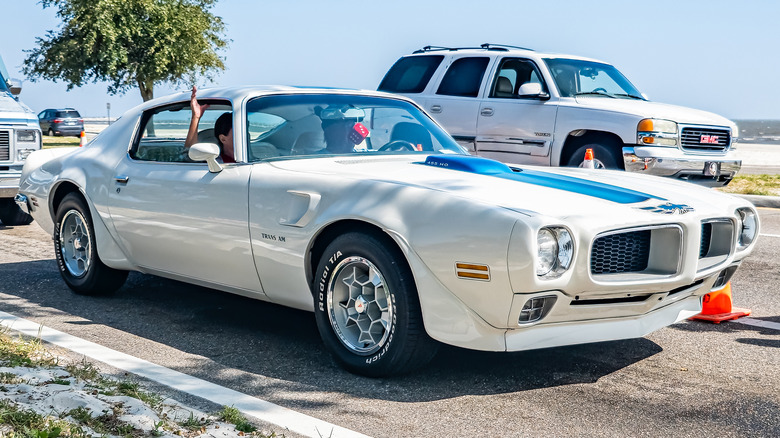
xmin=421 ymin=155 xmax=663 ymax=204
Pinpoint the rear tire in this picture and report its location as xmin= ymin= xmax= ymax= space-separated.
xmin=47 ymin=128 xmax=55 ymax=137
xmin=54 ymin=193 xmax=128 ymax=295
xmin=565 ymin=141 xmax=623 ymax=169
xmin=313 ymin=232 xmax=438 ymax=377
xmin=0 ymin=199 xmax=33 ymax=226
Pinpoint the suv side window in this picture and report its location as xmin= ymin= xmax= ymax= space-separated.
xmin=436 ymin=57 xmax=489 ymax=98
xmin=490 ymin=58 xmax=545 ymax=98
xmin=378 ymin=55 xmax=444 ymax=94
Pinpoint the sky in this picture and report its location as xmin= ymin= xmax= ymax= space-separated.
xmin=1 ymin=0 xmax=778 ymax=120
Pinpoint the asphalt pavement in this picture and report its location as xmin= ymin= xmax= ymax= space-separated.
xmin=0 ymin=209 xmax=778 ymax=437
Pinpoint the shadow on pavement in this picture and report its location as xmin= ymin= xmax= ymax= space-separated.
xmin=0 ymin=259 xmax=663 ymax=403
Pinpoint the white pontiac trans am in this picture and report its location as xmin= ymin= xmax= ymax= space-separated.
xmin=16 ymin=87 xmax=759 ymax=376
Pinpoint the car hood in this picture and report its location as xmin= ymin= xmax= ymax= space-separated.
xmin=0 ymin=91 xmax=37 ymax=121
xmin=572 ymin=97 xmax=735 ymax=128
xmin=269 ymin=154 xmax=738 ymax=220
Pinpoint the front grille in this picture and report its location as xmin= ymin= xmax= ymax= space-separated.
xmin=700 ymin=223 xmax=712 ymax=258
xmin=0 ymin=130 xmax=10 ymax=161
xmin=680 ymin=127 xmax=730 ymax=152
xmin=591 ymin=230 xmax=651 ymax=274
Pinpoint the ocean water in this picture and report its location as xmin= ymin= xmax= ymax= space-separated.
xmin=735 ymin=120 xmax=780 ymax=144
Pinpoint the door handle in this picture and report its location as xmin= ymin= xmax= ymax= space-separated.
xmin=480 ymin=108 xmax=494 ymax=117
xmin=430 ymin=105 xmax=442 ymax=113
xmin=114 ymin=175 xmax=130 ymax=184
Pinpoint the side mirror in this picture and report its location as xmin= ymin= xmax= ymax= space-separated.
xmin=518 ymin=82 xmax=549 ymax=99
xmin=7 ymin=79 xmax=22 ymax=96
xmin=188 ymin=142 xmax=223 ymax=173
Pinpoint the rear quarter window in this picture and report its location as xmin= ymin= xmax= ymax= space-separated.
xmin=378 ymin=55 xmax=443 ymax=94
xmin=56 ymin=110 xmax=81 ymax=118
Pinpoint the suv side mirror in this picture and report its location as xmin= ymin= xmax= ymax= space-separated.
xmin=7 ymin=79 xmax=22 ymax=96
xmin=518 ymin=82 xmax=549 ymax=99
xmin=188 ymin=142 xmax=223 ymax=173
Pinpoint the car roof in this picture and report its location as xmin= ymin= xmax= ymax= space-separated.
xmin=134 ymin=85 xmax=419 ymax=112
xmin=408 ymin=44 xmax=604 ymax=63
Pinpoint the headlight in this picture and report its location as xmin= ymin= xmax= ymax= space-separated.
xmin=16 ymin=130 xmax=37 ymax=143
xmin=536 ymin=227 xmax=574 ymax=278
xmin=17 ymin=149 xmax=35 ymax=161
xmin=637 ymin=118 xmax=678 ymax=146
xmin=737 ymin=208 xmax=758 ymax=248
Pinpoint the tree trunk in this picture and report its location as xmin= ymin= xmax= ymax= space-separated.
xmin=137 ymin=78 xmax=154 ymax=102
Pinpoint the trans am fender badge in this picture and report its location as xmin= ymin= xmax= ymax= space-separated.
xmin=637 ymin=202 xmax=695 ymax=215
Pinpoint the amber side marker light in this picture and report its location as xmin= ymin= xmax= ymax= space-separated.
xmin=456 ymin=263 xmax=490 ymax=281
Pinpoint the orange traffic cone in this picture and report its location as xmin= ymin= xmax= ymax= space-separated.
xmin=79 ymin=131 xmax=86 ymax=147
xmin=581 ymin=148 xmax=595 ymax=169
xmin=690 ymin=282 xmax=751 ymax=323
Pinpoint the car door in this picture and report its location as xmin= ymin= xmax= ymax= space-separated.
xmin=475 ymin=57 xmax=558 ymax=165
xmin=424 ymin=56 xmax=494 ymax=152
xmin=106 ymin=101 xmax=264 ymax=295
xmin=38 ymin=110 xmax=49 ymax=132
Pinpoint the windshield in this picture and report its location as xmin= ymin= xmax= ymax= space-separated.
xmin=544 ymin=58 xmax=644 ymax=99
xmin=245 ymin=94 xmax=467 ymax=161
xmin=0 ymin=57 xmax=9 ymax=93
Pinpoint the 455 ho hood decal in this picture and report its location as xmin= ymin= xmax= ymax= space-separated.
xmin=421 ymin=155 xmax=665 ymax=205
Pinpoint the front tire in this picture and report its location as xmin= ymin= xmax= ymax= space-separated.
xmin=54 ymin=193 xmax=128 ymax=295
xmin=566 ymin=141 xmax=622 ymax=169
xmin=313 ymin=232 xmax=438 ymax=377
xmin=0 ymin=199 xmax=33 ymax=226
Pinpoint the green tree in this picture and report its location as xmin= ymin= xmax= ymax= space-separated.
xmin=23 ymin=0 xmax=228 ymax=101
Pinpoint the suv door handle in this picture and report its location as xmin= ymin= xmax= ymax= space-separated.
xmin=481 ymin=108 xmax=494 ymax=117
xmin=114 ymin=175 xmax=130 ymax=184
xmin=429 ymin=105 xmax=442 ymax=113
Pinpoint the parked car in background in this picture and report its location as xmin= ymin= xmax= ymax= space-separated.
xmin=17 ymin=86 xmax=759 ymax=376
xmin=38 ymin=108 xmax=84 ymax=137
xmin=379 ymin=44 xmax=741 ymax=186
xmin=0 ymin=54 xmax=39 ymax=225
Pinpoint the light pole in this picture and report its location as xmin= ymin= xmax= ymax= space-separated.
xmin=106 ymin=102 xmax=111 ymax=125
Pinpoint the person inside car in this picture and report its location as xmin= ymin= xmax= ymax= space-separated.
xmin=316 ymin=105 xmax=369 ymax=154
xmin=184 ymin=86 xmax=235 ymax=163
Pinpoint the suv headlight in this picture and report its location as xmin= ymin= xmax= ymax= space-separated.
xmin=17 ymin=149 xmax=35 ymax=161
xmin=736 ymin=208 xmax=758 ymax=249
xmin=637 ymin=119 xmax=677 ymax=146
xmin=16 ymin=130 xmax=37 ymax=143
xmin=536 ymin=227 xmax=574 ymax=278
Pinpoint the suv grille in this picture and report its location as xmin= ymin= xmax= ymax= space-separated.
xmin=680 ymin=127 xmax=730 ymax=152
xmin=591 ymin=230 xmax=651 ymax=274
xmin=0 ymin=130 xmax=10 ymax=161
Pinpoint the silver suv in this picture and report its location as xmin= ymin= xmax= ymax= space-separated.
xmin=379 ymin=44 xmax=740 ymax=186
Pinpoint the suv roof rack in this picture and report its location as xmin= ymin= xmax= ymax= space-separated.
xmin=412 ymin=44 xmax=534 ymax=54
xmin=480 ymin=43 xmax=535 ymax=51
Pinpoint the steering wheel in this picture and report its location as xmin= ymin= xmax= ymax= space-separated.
xmin=593 ymin=87 xmax=608 ymax=93
xmin=378 ymin=140 xmax=416 ymax=152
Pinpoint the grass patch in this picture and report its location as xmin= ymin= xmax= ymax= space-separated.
xmin=0 ymin=399 xmax=89 ymax=438
xmin=216 ymin=406 xmax=257 ymax=434
xmin=718 ymin=174 xmax=780 ymax=196
xmin=42 ymin=136 xmax=80 ymax=148
xmin=0 ymin=329 xmax=58 ymax=369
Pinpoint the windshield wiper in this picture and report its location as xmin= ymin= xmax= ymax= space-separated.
xmin=613 ymin=93 xmax=645 ymax=100
xmin=574 ymin=91 xmax=616 ymax=98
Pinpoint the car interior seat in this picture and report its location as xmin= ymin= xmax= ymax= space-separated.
xmin=390 ymin=122 xmax=433 ymax=151
xmin=197 ymin=128 xmax=217 ymax=144
xmin=494 ymin=76 xmax=514 ymax=98
xmin=290 ymin=131 xmax=326 ymax=155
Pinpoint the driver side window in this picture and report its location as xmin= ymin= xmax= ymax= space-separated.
xmin=132 ymin=101 xmax=231 ymax=163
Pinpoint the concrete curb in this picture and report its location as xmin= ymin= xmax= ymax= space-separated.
xmin=735 ymin=194 xmax=780 ymax=209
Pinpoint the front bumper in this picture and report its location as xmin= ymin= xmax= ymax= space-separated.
xmin=505 ymin=294 xmax=701 ymax=351
xmin=0 ymin=173 xmax=21 ymax=198
xmin=623 ymin=146 xmax=741 ymax=187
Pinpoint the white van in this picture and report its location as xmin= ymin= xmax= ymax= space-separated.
xmin=0 ymin=54 xmax=41 ymax=225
